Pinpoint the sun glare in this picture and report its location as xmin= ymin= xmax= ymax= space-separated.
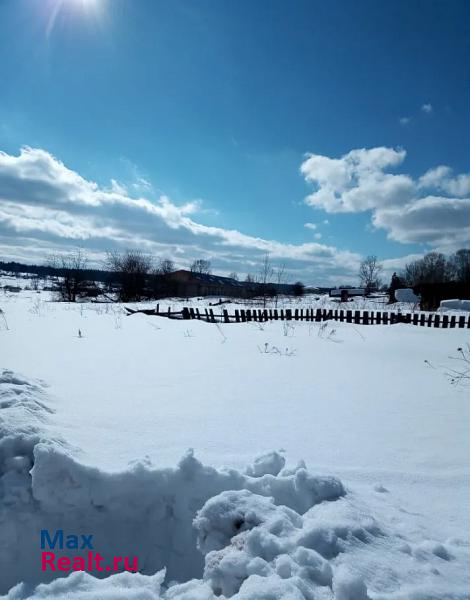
xmin=46 ymin=0 xmax=105 ymax=37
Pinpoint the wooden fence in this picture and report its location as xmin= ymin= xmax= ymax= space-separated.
xmin=125 ymin=305 xmax=470 ymax=328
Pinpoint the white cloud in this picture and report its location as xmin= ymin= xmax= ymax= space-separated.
xmin=304 ymin=222 xmax=317 ymax=230
xmin=399 ymin=117 xmax=411 ymax=125
xmin=301 ymin=147 xmax=414 ymax=213
xmin=314 ymin=233 xmax=322 ymax=240
xmin=421 ymin=103 xmax=433 ymax=114
xmin=0 ymin=147 xmax=362 ymax=285
xmin=373 ymin=196 xmax=470 ymax=248
xmin=301 ymin=146 xmax=470 ymax=249
xmin=419 ymin=166 xmax=470 ymax=197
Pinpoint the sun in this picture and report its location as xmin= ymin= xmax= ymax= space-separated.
xmin=46 ymin=0 xmax=105 ymax=37
xmin=69 ymin=0 xmax=102 ymax=9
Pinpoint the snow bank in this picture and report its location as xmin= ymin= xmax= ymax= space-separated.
xmin=439 ymin=299 xmax=470 ymax=312
xmin=2 ymin=370 xmax=470 ymax=599
xmin=1 ymin=370 xmax=347 ymax=597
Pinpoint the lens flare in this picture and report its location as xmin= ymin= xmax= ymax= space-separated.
xmin=46 ymin=0 xmax=105 ymax=37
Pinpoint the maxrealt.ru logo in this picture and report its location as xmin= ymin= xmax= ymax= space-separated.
xmin=40 ymin=530 xmax=138 ymax=573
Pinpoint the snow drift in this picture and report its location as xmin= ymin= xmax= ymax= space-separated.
xmin=1 ymin=370 xmax=470 ymax=599
xmin=439 ymin=299 xmax=470 ymax=312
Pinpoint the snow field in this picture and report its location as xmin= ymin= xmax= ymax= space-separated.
xmin=1 ymin=289 xmax=470 ymax=598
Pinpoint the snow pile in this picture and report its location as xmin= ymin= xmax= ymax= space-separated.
xmin=439 ymin=299 xmax=470 ymax=312
xmin=394 ymin=289 xmax=420 ymax=305
xmin=1 ymin=369 xmax=346 ymax=597
xmin=2 ymin=369 xmax=470 ymax=599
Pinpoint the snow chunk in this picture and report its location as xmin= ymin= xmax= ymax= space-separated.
xmin=246 ymin=451 xmax=286 ymax=477
xmin=332 ymin=567 xmax=370 ymax=600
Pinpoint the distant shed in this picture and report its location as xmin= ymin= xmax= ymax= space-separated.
xmin=329 ymin=288 xmax=366 ymax=298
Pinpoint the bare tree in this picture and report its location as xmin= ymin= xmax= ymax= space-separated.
xmin=157 ymin=258 xmax=175 ymax=275
xmin=190 ymin=259 xmax=212 ymax=275
xmin=359 ymin=255 xmax=383 ymax=292
xmin=229 ymin=272 xmax=239 ymax=281
xmin=274 ymin=262 xmax=286 ymax=308
xmin=403 ymin=252 xmax=451 ymax=286
xmin=258 ymin=253 xmax=274 ymax=307
xmin=106 ymin=250 xmax=153 ymax=301
xmin=49 ymin=249 xmax=88 ymax=302
xmin=448 ymin=249 xmax=470 ymax=283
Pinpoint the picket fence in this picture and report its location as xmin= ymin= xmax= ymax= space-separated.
xmin=125 ymin=305 xmax=470 ymax=328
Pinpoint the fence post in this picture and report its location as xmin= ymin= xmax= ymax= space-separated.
xmin=457 ymin=316 xmax=465 ymax=328
xmin=246 ymin=309 xmax=252 ymax=322
xmin=189 ymin=308 xmax=196 ymax=319
xmin=209 ymin=309 xmax=215 ymax=323
xmin=280 ymin=310 xmax=285 ymax=320
xmin=339 ymin=310 xmax=344 ymax=322
xmin=346 ymin=310 xmax=352 ymax=323
xmin=354 ymin=310 xmax=360 ymax=324
xmin=315 ymin=308 xmax=322 ymax=322
xmin=286 ymin=309 xmax=292 ymax=320
xmin=223 ymin=309 xmax=230 ymax=323
xmin=434 ymin=314 xmax=440 ymax=328
xmin=382 ymin=312 xmax=389 ymax=324
xmin=235 ymin=309 xmax=240 ymax=323
xmin=442 ymin=315 xmax=449 ymax=328
xmin=263 ymin=309 xmax=269 ymax=321
xmin=363 ymin=311 xmax=369 ymax=325
xmin=205 ymin=308 xmax=210 ymax=321
xmin=241 ymin=309 xmax=246 ymax=322
xmin=274 ymin=309 xmax=279 ymax=320
xmin=419 ymin=313 xmax=425 ymax=327
xmin=412 ymin=313 xmax=418 ymax=326
xmin=156 ymin=304 xmax=159 ymax=314
xmin=294 ymin=309 xmax=299 ymax=320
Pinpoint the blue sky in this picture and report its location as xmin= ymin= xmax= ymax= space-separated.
xmin=0 ymin=0 xmax=469 ymax=284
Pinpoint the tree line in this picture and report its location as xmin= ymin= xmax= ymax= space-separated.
xmin=358 ymin=248 xmax=470 ymax=292
xmin=1 ymin=249 xmax=305 ymax=303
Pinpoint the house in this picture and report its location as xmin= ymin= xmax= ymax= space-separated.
xmin=165 ymin=270 xmax=246 ymax=298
